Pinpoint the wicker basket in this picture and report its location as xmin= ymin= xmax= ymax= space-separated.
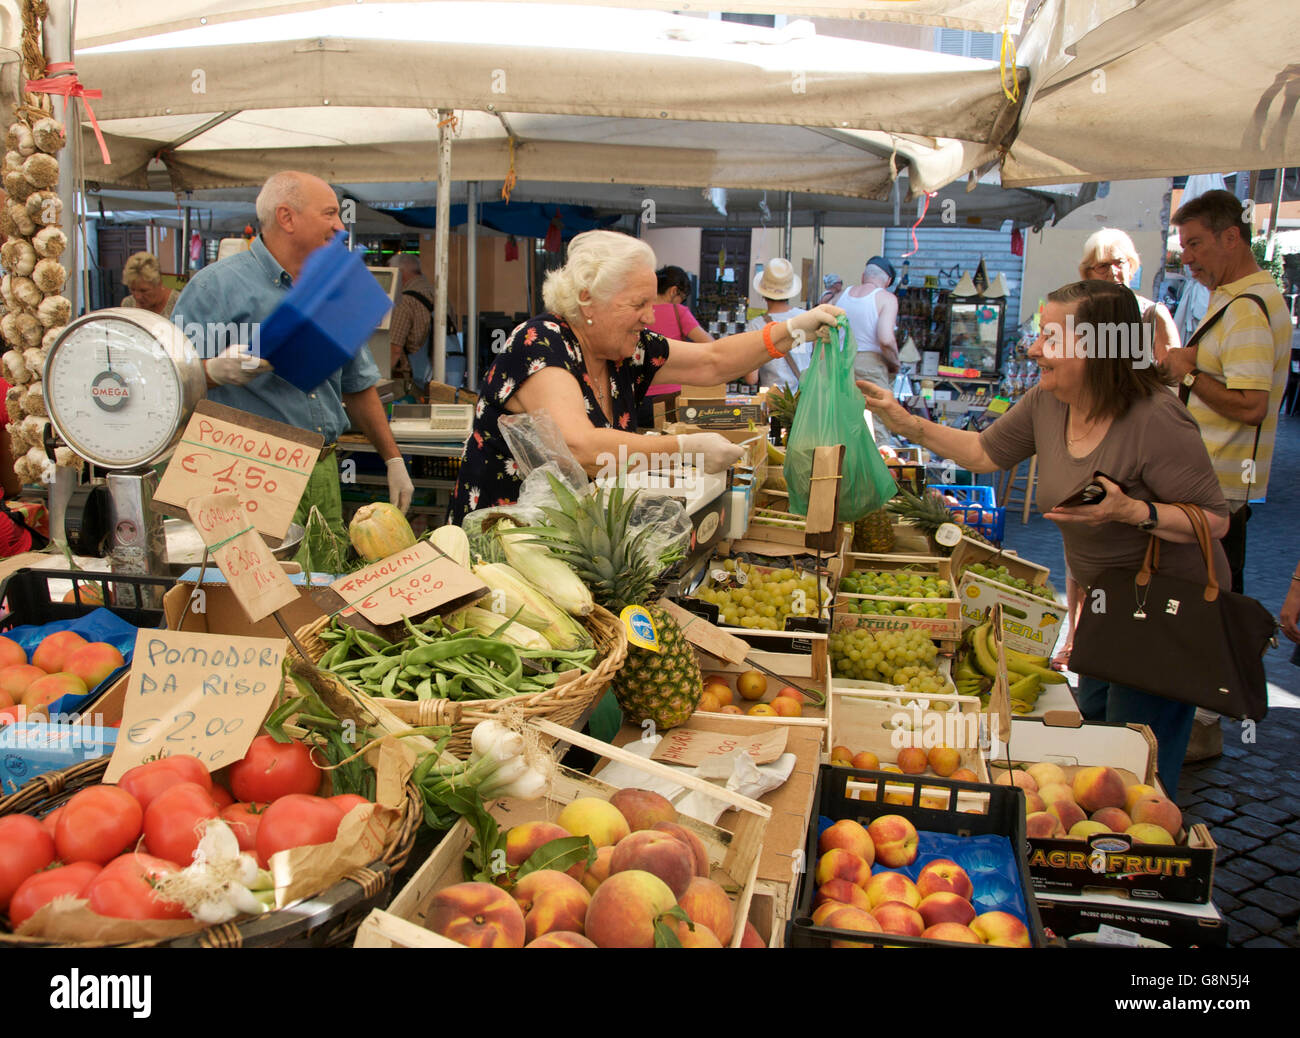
xmin=0 ymin=758 xmax=424 ymax=949
xmin=290 ymin=605 xmax=628 ymax=757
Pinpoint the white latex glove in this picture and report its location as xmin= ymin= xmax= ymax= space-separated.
xmin=205 ymin=344 xmax=272 ymax=386
xmin=783 ymin=304 xmax=845 ymax=347
xmin=385 ymin=456 xmax=415 ymax=513
xmin=678 ymin=432 xmax=745 ymax=474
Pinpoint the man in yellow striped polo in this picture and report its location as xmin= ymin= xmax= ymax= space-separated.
xmin=1164 ymin=190 xmax=1291 ymax=595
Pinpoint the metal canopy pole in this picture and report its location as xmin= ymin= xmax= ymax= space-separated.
xmin=1265 ymin=168 xmax=1286 ymax=261
xmin=783 ymin=190 xmax=794 ymax=258
xmin=812 ymin=211 xmax=824 ymax=308
xmin=466 ymin=180 xmax=479 ymax=389
xmin=433 ymin=109 xmax=453 ymax=385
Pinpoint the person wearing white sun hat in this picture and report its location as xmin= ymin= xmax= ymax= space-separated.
xmin=745 ymin=258 xmax=810 ymax=390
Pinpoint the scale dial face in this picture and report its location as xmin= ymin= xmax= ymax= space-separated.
xmin=44 ymin=308 xmax=207 ymax=470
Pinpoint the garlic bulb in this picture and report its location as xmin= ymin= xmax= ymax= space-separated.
xmin=2 ymin=349 xmax=30 ymax=384
xmin=41 ymin=325 xmax=62 ymax=351
xmin=12 ymin=276 xmax=41 ymax=309
xmin=27 ymin=190 xmax=60 ymax=226
xmin=24 ymin=445 xmax=52 ymax=479
xmin=20 ymin=414 xmax=48 ymax=448
xmin=12 ymin=456 xmax=33 ymax=485
xmin=7 ymin=419 xmax=29 ymax=452
xmin=54 ymin=447 xmax=81 ymax=472
xmin=0 ymin=313 xmax=21 ymax=349
xmin=36 ymin=295 xmax=69 ymax=328
xmin=22 ymin=153 xmax=59 ymax=189
xmin=4 ymin=169 xmax=33 ymax=202
xmin=32 ymin=259 xmax=66 ymax=295
xmin=21 ymin=381 xmax=46 ymax=416
xmin=3 ymin=150 xmax=23 ymax=174
xmin=5 ymin=123 xmax=36 ymax=157
xmin=0 ymin=275 xmax=11 ymax=309
xmin=1 ymin=238 xmax=37 ymax=277
xmin=33 ymin=225 xmax=66 ymax=259
xmin=15 ymin=312 xmax=42 ymax=348
xmin=4 ymin=385 xmax=21 ymax=423
xmin=9 ymin=203 xmax=35 ymax=236
xmin=22 ymin=346 xmax=46 ymax=374
xmin=31 ymin=118 xmax=65 ymax=155
xmin=0 ymin=206 xmax=15 ymax=238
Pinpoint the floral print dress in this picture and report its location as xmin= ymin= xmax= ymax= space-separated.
xmin=448 ymin=313 xmax=670 ymax=523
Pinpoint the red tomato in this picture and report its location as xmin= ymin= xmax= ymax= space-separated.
xmin=208 ymin=784 xmax=235 ymax=810
xmin=154 ymin=754 xmax=212 ymax=790
xmin=329 ymin=794 xmax=370 ymax=817
xmin=255 ymin=795 xmax=343 ymax=868
xmin=142 ymin=783 xmax=219 ymax=866
xmin=39 ymin=806 xmax=64 ymax=841
xmin=85 ymin=853 xmax=189 ymax=920
xmin=55 ymin=785 xmax=143 ymax=865
xmin=0 ymin=815 xmax=57 ymax=912
xmin=220 ymin=803 xmax=267 ymax=853
xmin=118 ymin=757 xmax=211 ymax=813
xmin=228 ymin=736 xmax=323 ymax=803
xmin=7 ymin=861 xmax=102 ymax=929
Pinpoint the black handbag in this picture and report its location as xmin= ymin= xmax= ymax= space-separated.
xmin=1069 ymin=503 xmax=1276 ymax=720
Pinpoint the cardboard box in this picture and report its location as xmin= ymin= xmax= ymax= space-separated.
xmin=678 ymin=400 xmax=766 ymax=429
xmin=1035 ymin=889 xmax=1227 ymax=948
xmin=1001 ymin=715 xmax=1217 ymax=904
xmin=677 ymin=383 xmax=727 ymax=399
xmin=950 ymin=538 xmax=1062 ymax=656
xmin=835 ymin=552 xmax=962 ymax=645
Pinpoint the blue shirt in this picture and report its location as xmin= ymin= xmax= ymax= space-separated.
xmin=172 ymin=236 xmax=380 ymax=443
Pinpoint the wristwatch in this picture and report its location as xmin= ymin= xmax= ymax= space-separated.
xmin=1182 ymin=367 xmax=1199 ymax=388
xmin=1137 ymin=501 xmax=1159 ymax=532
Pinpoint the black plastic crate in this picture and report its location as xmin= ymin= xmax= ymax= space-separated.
xmin=0 ymin=568 xmax=174 ymax=634
xmin=789 ymin=764 xmax=1049 ymax=949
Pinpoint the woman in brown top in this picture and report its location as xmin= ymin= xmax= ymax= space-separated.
xmin=858 ymin=280 xmax=1229 ymax=794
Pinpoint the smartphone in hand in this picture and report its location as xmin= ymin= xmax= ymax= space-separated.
xmin=1057 ymin=471 xmax=1122 ymax=508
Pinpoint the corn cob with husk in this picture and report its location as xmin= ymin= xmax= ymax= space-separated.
xmin=472 ymin=562 xmax=592 ymax=651
xmin=494 ymin=516 xmax=594 ymax=616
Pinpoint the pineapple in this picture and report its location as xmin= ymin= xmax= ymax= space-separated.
xmin=527 ymin=478 xmax=703 ymax=730
xmin=886 ymin=488 xmax=995 ymax=549
xmin=767 ymin=385 xmax=799 ymax=426
xmin=852 ymin=507 xmax=895 ymax=553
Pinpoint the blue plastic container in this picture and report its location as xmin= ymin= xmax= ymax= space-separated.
xmin=259 ymin=232 xmax=393 ymax=391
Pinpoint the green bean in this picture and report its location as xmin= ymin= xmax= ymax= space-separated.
xmin=380 ymin=666 xmax=400 ymax=697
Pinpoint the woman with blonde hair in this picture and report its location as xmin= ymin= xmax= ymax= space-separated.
xmin=120 ymin=251 xmax=179 ymax=318
xmin=1078 ymin=228 xmax=1180 ymax=361
xmin=449 ymin=230 xmax=842 ymax=521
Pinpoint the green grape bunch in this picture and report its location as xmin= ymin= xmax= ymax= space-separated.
xmin=838 ymin=568 xmax=952 ymax=619
xmin=963 ymin=562 xmax=1058 ymax=605
xmin=695 ymin=559 xmax=827 ymax=631
xmin=829 ymin=628 xmax=943 ymax=685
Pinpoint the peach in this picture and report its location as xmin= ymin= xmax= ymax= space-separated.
xmin=1124 ymin=782 xmax=1159 ymax=813
xmin=917 ymin=892 xmax=976 ymax=929
xmin=703 ymin=679 xmax=733 ymax=707
xmin=1023 ymin=791 xmax=1046 ymax=816
xmin=697 ymin=692 xmax=722 ymax=713
xmin=581 ymin=846 xmax=615 ymax=894
xmin=610 ymin=830 xmax=695 ymax=899
xmin=740 ymin=920 xmax=766 ymax=947
xmin=653 ymin=821 xmax=710 ymax=878
xmin=718 ymin=705 xmax=744 ymax=715
xmin=747 ymin=703 xmax=778 ymax=716
xmin=0 ymin=636 xmax=25 ymax=669
xmin=1068 ymin=820 xmax=1112 ymax=839
xmin=996 ymin=769 xmax=1039 ymax=793
xmin=511 ymin=869 xmax=591 ymax=942
xmin=896 ymin=747 xmax=928 ymax=774
xmin=506 ymin=821 xmax=586 ymax=882
xmin=31 ymin=630 xmax=87 ymax=674
xmin=428 ymin=881 xmax=526 ymax=948
xmin=864 ymin=871 xmax=920 ymax=910
xmin=1025 ymin=812 xmax=1064 ymax=838
xmin=1047 ymin=799 xmax=1087 ymax=834
xmin=916 ymin=859 xmax=973 ymax=900
xmin=609 ymin=788 xmax=677 ymax=832
xmin=950 ymin=768 xmax=980 ymax=783
xmin=830 ymin=745 xmax=855 ymax=765
xmin=1090 ymin=807 xmax=1132 ymax=832
xmin=770 ymin=696 xmax=802 ymax=718
xmin=669 ymin=917 xmax=723 ymax=947
xmin=584 ymin=869 xmax=677 ymax=948
xmin=1036 ymin=783 xmax=1076 ymax=809
xmin=1026 ymin=762 xmax=1067 ymax=789
xmin=970 ymin=910 xmax=1030 ymax=947
xmin=0 ymin=688 xmax=11 ymax=711
xmin=872 ymin=900 xmax=925 ymax=937
xmin=61 ymin=642 xmax=125 ymax=691
xmin=525 ymin=931 xmax=597 ymax=948
xmin=866 ymin=814 xmax=918 ymax=868
xmin=1130 ymin=795 xmax=1182 ymax=840
xmin=0 ymin=664 xmax=46 ymax=700
xmin=851 ymin=750 xmax=880 ymax=771
xmin=1125 ymin=822 xmax=1175 ymax=846
xmin=775 ymin=685 xmax=802 ymax=701
xmin=678 ymin=876 xmax=735 ymax=945
xmin=818 ymin=819 xmax=875 ymax=866
xmin=22 ymin=672 xmax=87 ymax=711
xmin=927 ymin=746 xmax=961 ymax=778
xmin=815 ymin=848 xmax=873 ymax=891
xmin=1072 ymin=765 xmax=1127 ymax=813
xmin=815 ymin=902 xmax=883 ymax=947
xmin=556 ymin=797 xmax=630 ymax=848
xmin=736 ymin=670 xmax=767 ymax=700
xmin=922 ymin=922 xmax=982 ymax=944
xmin=814 ymin=878 xmax=873 ymax=913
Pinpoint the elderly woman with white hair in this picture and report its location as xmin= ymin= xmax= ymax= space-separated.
xmin=448 ymin=230 xmax=841 ymax=521
xmin=1078 ymin=228 xmax=1181 ymax=361
xmin=120 ymin=251 xmax=179 ymax=319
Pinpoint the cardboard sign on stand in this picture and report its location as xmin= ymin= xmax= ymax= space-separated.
xmin=321 ymin=541 xmax=486 ymax=626
xmin=154 ymin=400 xmax=323 ymax=540
xmin=187 ymin=492 xmax=299 ymax=623
xmin=104 ymin=628 xmax=287 ymax=781
xmin=803 ymin=445 xmax=844 ymax=552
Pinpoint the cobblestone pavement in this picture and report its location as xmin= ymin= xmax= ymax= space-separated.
xmin=998 ymin=404 xmax=1300 ymax=949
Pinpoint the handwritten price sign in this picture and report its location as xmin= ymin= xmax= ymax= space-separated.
xmin=154 ymin=400 xmax=323 ymax=539
xmin=189 ymin=492 xmax=299 ymax=622
xmin=650 ymin=725 xmax=788 ymax=767
xmin=328 ymin=541 xmax=486 ymax=625
xmin=103 ymin=629 xmax=286 ymax=782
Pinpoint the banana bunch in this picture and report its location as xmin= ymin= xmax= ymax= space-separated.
xmin=960 ymin=620 xmax=1065 ymax=713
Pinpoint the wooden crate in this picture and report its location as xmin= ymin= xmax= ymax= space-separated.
xmin=834 ymin=552 xmax=961 ymax=645
xmin=353 ymin=719 xmax=771 ymax=948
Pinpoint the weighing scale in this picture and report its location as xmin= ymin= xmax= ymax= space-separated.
xmin=42 ymin=308 xmax=207 ymax=583
xmin=386 ymin=403 xmax=475 ymax=441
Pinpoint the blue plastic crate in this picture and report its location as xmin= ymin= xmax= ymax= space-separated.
xmin=946 ymin=484 xmax=998 ymax=508
xmin=259 ymin=232 xmax=393 ymax=391
xmin=947 ymin=502 xmax=1006 ymax=544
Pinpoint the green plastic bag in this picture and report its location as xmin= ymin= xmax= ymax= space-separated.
xmin=783 ymin=317 xmax=897 ymax=521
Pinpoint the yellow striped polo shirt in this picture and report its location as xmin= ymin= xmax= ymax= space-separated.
xmin=1186 ymin=271 xmax=1292 ymax=501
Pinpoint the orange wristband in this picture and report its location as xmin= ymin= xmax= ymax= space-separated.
xmin=762 ymin=322 xmax=782 ymax=359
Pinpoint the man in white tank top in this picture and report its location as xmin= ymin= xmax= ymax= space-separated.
xmin=837 ymin=256 xmax=899 ymax=392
